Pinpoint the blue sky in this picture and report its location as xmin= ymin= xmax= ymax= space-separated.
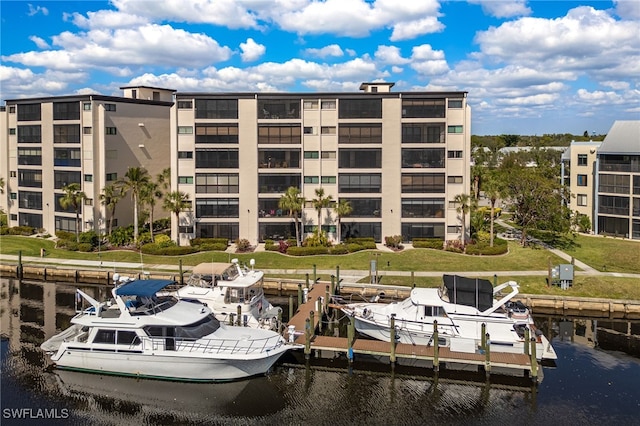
xmin=1 ymin=0 xmax=639 ymax=135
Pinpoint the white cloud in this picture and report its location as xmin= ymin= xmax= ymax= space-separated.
xmin=409 ymin=44 xmax=449 ymax=76
xmin=240 ymin=38 xmax=266 ymax=62
xmin=29 ymin=36 xmax=49 ymax=49
xmin=0 ymin=65 xmax=85 ymax=99
xmin=305 ymin=44 xmax=344 ymax=59
xmin=390 ymin=17 xmax=444 ymax=41
xmin=614 ymin=0 xmax=640 ymax=19
xmin=374 ymin=46 xmax=410 ymax=65
xmin=576 ymin=88 xmax=624 ymax=105
xmin=65 ymin=10 xmax=150 ymax=29
xmin=391 ymin=66 xmax=403 ymax=73
xmin=27 ymin=4 xmax=48 ymax=16
xmin=468 ymin=0 xmax=531 ymax=18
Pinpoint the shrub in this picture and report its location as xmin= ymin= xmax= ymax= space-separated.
xmin=7 ymin=226 xmax=35 ymax=236
xmin=304 ymin=231 xmax=331 ymax=247
xmin=346 ymin=243 xmax=367 ymax=253
xmin=235 ymin=238 xmax=252 ymax=252
xmin=140 ymin=244 xmax=199 ymax=255
xmin=385 ymin=235 xmax=403 ymax=249
xmin=77 ymin=243 xmax=94 ymax=252
xmin=199 ymin=243 xmax=228 ymax=251
xmin=264 ymin=239 xmax=278 ymax=251
xmin=412 ymin=238 xmax=444 ymax=249
xmin=287 ymin=246 xmax=329 ymax=256
xmin=465 ymin=242 xmax=508 ymax=256
xmin=108 ymin=226 xmax=134 ymax=247
xmin=55 ymin=230 xmax=75 ymax=241
xmin=344 ymin=237 xmax=376 ymax=250
xmin=190 ymin=238 xmax=228 ymax=247
xmin=153 ymin=234 xmax=175 ymax=248
xmin=0 ymin=226 xmax=8 ymax=235
xmin=57 ymin=240 xmax=79 ymax=251
xmin=79 ymin=230 xmax=99 ymax=247
xmin=445 ymin=240 xmax=464 ymax=253
xmin=329 ymin=244 xmax=349 ymax=255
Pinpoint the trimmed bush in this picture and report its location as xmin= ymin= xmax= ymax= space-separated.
xmin=55 ymin=230 xmax=75 ymax=241
xmin=77 ymin=243 xmax=94 ymax=252
xmin=0 ymin=226 xmax=8 ymax=235
xmin=190 ymin=238 xmax=228 ymax=247
xmin=412 ymin=238 xmax=444 ymax=249
xmin=465 ymin=243 xmax=508 ymax=256
xmin=287 ymin=246 xmax=329 ymax=256
xmin=199 ymin=243 xmax=228 ymax=252
xmin=264 ymin=239 xmax=278 ymax=251
xmin=140 ymin=244 xmax=199 ymax=255
xmin=329 ymin=244 xmax=349 ymax=255
xmin=235 ymin=238 xmax=252 ymax=252
xmin=346 ymin=243 xmax=368 ymax=253
xmin=6 ymin=226 xmax=35 ymax=236
xmin=385 ymin=235 xmax=402 ymax=249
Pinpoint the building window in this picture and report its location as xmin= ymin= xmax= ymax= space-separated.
xmin=84 ymin=174 xmax=93 ymax=182
xmin=447 ymin=225 xmax=461 ymax=234
xmin=447 ymin=125 xmax=463 ymax=134
xmin=17 ymin=103 xmax=41 ymax=121
xmin=17 ymin=125 xmax=42 ymax=143
xmin=447 ymin=176 xmax=463 ymax=184
xmin=18 ymin=170 xmax=42 ymax=188
xmin=18 ymin=191 xmax=43 ymax=210
xmin=84 ymin=198 xmax=93 ymax=206
xmin=401 ymin=173 xmax=445 ymax=193
xmin=577 ymin=154 xmax=588 ymax=166
xmin=447 ymin=150 xmax=463 ymax=159
xmin=17 ymin=148 xmax=42 ymax=166
xmin=634 ymin=176 xmax=640 ymax=195
xmin=258 ymin=149 xmax=300 ymax=168
xmin=402 ymin=123 xmax=445 ymax=144
xmin=54 ymin=171 xmax=81 ymax=189
xmin=258 ymin=124 xmax=301 ymax=144
xmin=54 ymin=148 xmax=81 ymax=167
xmin=9 ymin=128 xmax=16 ymax=135
xmin=258 ymin=99 xmax=301 ymax=119
xmin=338 ymin=173 xmax=382 ymax=193
xmin=599 ymin=174 xmax=629 ymax=194
xmin=178 ymin=176 xmax=194 ymax=184
xmin=195 ymin=149 xmax=239 ymax=168
xmin=338 ymin=124 xmax=382 ymax=144
xmin=179 ymin=226 xmax=193 ymax=234
xmin=19 ymin=212 xmax=43 ymax=228
xmin=195 ymin=99 xmax=238 ymax=119
xmin=338 ymin=98 xmax=382 ymax=119
xmin=321 ymin=100 xmax=336 ymax=109
xmin=577 ymin=194 xmax=587 ymax=206
xmin=195 ymin=124 xmax=238 ymax=143
xmin=304 ymin=176 xmax=319 ymax=184
xmin=321 ymin=126 xmax=336 ymax=135
xmin=10 ymin=171 xmax=17 ymax=178
xmin=10 ymin=193 xmax=17 ymax=200
xmin=53 ymin=101 xmax=81 ymax=120
xmin=321 ymin=176 xmax=336 ymax=184
xmin=178 ymin=126 xmax=194 ymax=134
xmin=106 ymin=173 xmax=117 ymax=181
xmin=304 ymin=100 xmax=318 ymax=109
xmin=196 ymin=223 xmax=239 ymax=241
xmin=83 ymin=102 xmax=91 ymax=111
xmin=54 ymin=124 xmax=81 ymax=143
xmin=577 ymin=174 xmax=588 ymax=186
xmin=10 ymin=214 xmax=17 ymax=220
xmin=258 ymin=174 xmax=301 ymax=193
xmin=178 ymin=100 xmax=193 ymax=109
xmin=104 ymin=103 xmax=116 ymax=111
xmin=598 ymin=195 xmax=629 ymax=216
xmin=8 ymin=105 xmax=16 ymax=113
xmin=304 ymin=151 xmax=319 ymax=159
xmin=304 ymin=126 xmax=316 ymax=135
xmin=401 ymin=99 xmax=444 ymax=118
xmin=402 ymin=198 xmax=445 ymax=218
xmin=321 ymin=151 xmax=336 ymax=159
xmin=341 ymin=198 xmax=381 ymax=217
xmin=195 ymin=173 xmax=239 ymax=193
xmin=178 ymin=151 xmax=193 ymax=159
xmin=448 ymin=99 xmax=463 ymax=108
xmin=105 ymin=127 xmax=117 ymax=135
xmin=83 ymin=127 xmax=92 ymax=134
xmin=402 ymin=223 xmax=445 ymax=240
xmin=402 ymin=148 xmax=445 ymax=168
xmin=339 ymin=148 xmax=382 ymax=168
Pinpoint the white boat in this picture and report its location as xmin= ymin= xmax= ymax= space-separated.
xmin=40 ymin=279 xmax=291 ymax=382
xmin=342 ymin=275 xmax=558 ymax=361
xmin=173 ymin=260 xmax=281 ymax=329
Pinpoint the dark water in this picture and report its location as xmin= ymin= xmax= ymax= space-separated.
xmin=2 ymin=279 xmax=640 ymax=425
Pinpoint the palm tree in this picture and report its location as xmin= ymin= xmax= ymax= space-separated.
xmin=278 ymin=186 xmax=305 ymax=247
xmin=59 ymin=183 xmax=87 ymax=243
xmin=100 ymin=183 xmax=124 ymax=236
xmin=140 ymin=181 xmax=163 ymax=242
xmin=119 ymin=167 xmax=151 ymax=244
xmin=163 ymin=190 xmax=190 ymax=246
xmin=157 ymin=167 xmax=171 ymax=194
xmin=333 ymin=199 xmax=352 ymax=244
xmin=453 ymin=193 xmax=472 ymax=246
xmin=482 ymin=172 xmax=502 ymax=247
xmin=0 ymin=176 xmax=5 ymax=194
xmin=312 ymin=187 xmax=333 ymax=238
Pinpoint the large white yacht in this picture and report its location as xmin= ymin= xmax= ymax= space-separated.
xmin=40 ymin=279 xmax=291 ymax=382
xmin=342 ymin=275 xmax=557 ymax=361
xmin=173 ymin=260 xmax=281 ymax=329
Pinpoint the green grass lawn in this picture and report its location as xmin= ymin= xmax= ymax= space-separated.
xmin=561 ymin=234 xmax=640 ymax=274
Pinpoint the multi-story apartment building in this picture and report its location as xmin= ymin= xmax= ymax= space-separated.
xmin=594 ymin=120 xmax=640 ymax=239
xmin=0 ymin=87 xmax=173 ymax=235
xmin=170 ymin=83 xmax=471 ymax=245
xmin=561 ymin=140 xmax=602 ymax=222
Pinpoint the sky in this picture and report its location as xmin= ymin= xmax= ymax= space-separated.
xmin=1 ymin=0 xmax=639 ymax=136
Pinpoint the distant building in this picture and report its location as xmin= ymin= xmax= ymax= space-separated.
xmin=561 ymin=140 xmax=602 ymax=224
xmin=594 ymin=120 xmax=640 ymax=239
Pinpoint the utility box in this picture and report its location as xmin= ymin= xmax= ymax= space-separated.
xmin=551 ymin=264 xmax=574 ymax=290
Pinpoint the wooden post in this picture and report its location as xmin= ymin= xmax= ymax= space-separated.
xmin=277 ymin=309 xmax=283 ymax=334
xmin=18 ymin=250 xmax=23 ymax=280
xmin=309 ymin=310 xmax=315 ymax=335
xmin=347 ymin=317 xmax=355 ymax=363
xmin=316 ymin=298 xmax=323 ymax=333
xmin=390 ymin=314 xmax=396 ymax=364
xmin=524 ymin=328 xmax=530 ymax=356
xmin=305 ymin=273 xmax=310 ymax=289
xmin=237 ymin=305 xmax=242 ymax=326
xmin=530 ymin=337 xmax=538 ymax=381
xmin=289 ymin=294 xmax=294 ymax=320
xmin=330 ymin=275 xmax=335 ymax=297
xmin=336 ymin=266 xmax=340 ymax=293
xmin=485 ymin=332 xmax=491 ymax=375
xmin=229 ymin=313 xmax=235 ymax=326
xmin=297 ymin=283 xmax=303 ymax=308
xmin=43 ymin=268 xmax=47 ymax=281
xmin=313 ymin=264 xmax=317 ymax=284
xmin=304 ymin=318 xmax=311 ymax=359
xmin=433 ymin=320 xmax=439 ymax=372
xmin=493 ymin=274 xmax=497 ymax=287
xmin=481 ymin=323 xmax=487 ymax=350
xmin=324 ymin=285 xmax=329 ymax=313
xmin=179 ymin=259 xmax=184 ymax=285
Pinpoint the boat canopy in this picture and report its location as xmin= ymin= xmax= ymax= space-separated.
xmin=115 ymin=279 xmax=176 ymax=297
xmin=442 ymin=275 xmax=494 ymax=312
xmin=192 ymin=263 xmax=234 ymax=276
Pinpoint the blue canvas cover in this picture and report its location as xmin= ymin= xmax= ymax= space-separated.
xmin=114 ymin=279 xmax=176 ymax=297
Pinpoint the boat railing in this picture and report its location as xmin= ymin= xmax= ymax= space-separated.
xmin=363 ymin=309 xmax=459 ymax=334
xmin=141 ymin=335 xmax=283 ymax=355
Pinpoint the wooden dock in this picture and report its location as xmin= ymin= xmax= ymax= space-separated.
xmin=285 ymin=283 xmax=539 ymax=381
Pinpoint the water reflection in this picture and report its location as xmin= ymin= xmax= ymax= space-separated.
xmin=2 ymin=278 xmax=640 ymax=425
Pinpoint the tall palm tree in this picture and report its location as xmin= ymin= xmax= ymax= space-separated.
xmin=119 ymin=167 xmax=151 ymax=244
xmin=157 ymin=167 xmax=171 ymax=194
xmin=482 ymin=172 xmax=502 ymax=247
xmin=59 ymin=183 xmax=87 ymax=243
xmin=278 ymin=186 xmax=305 ymax=247
xmin=140 ymin=181 xmax=163 ymax=242
xmin=312 ymin=187 xmax=333 ymax=238
xmin=333 ymin=199 xmax=352 ymax=244
xmin=453 ymin=193 xmax=473 ymax=246
xmin=163 ymin=190 xmax=190 ymax=246
xmin=100 ymin=183 xmax=124 ymax=236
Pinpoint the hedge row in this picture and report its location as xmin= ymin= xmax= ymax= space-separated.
xmin=412 ymin=238 xmax=444 ymax=249
xmin=1 ymin=226 xmax=36 ymax=236
xmin=465 ymin=243 xmax=509 ymax=256
xmin=190 ymin=238 xmax=229 ymax=247
xmin=140 ymin=244 xmax=199 ymax=255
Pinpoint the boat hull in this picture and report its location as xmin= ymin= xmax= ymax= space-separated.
xmin=50 ymin=345 xmax=289 ymax=382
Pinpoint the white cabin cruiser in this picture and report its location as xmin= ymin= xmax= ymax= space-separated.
xmin=342 ymin=275 xmax=557 ymax=361
xmin=40 ymin=279 xmax=291 ymax=382
xmin=174 ymin=260 xmax=281 ymax=329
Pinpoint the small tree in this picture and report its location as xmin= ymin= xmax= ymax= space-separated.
xmin=453 ymin=193 xmax=472 ymax=246
xmin=140 ymin=181 xmax=163 ymax=242
xmin=119 ymin=167 xmax=151 ymax=244
xmin=163 ymin=190 xmax=190 ymax=246
xmin=333 ymin=199 xmax=352 ymax=243
xmin=59 ymin=183 xmax=87 ymax=243
xmin=100 ymin=183 xmax=123 ymax=236
xmin=312 ymin=188 xmax=333 ymax=239
xmin=278 ymin=186 xmax=305 ymax=247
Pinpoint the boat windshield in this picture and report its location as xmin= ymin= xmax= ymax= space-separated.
xmin=175 ymin=314 xmax=221 ymax=339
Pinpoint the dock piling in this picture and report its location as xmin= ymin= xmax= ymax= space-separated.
xmin=524 ymin=328 xmax=530 ymax=356
xmin=530 ymin=338 xmax=538 ymax=381
xmin=298 ymin=283 xmax=303 ymax=308
xmin=485 ymin=333 xmax=491 ymax=375
xmin=289 ymin=294 xmax=294 ymax=320
xmin=433 ymin=320 xmax=439 ymax=372
xmin=390 ymin=314 xmax=397 ymax=364
xmin=304 ymin=318 xmax=311 ymax=359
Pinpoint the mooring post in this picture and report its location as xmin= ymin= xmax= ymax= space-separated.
xmin=313 ymin=264 xmax=317 ymax=284
xmin=336 ymin=266 xmax=340 ymax=293
xmin=524 ymin=328 xmax=530 ymax=356
xmin=179 ymin=259 xmax=184 ymax=285
xmin=305 ymin=273 xmax=310 ymax=289
xmin=433 ymin=320 xmax=439 ymax=372
xmin=347 ymin=317 xmax=355 ymax=363
xmin=530 ymin=337 xmax=538 ymax=381
xmin=390 ymin=314 xmax=397 ymax=364
xmin=229 ymin=313 xmax=235 ymax=326
xmin=18 ymin=250 xmax=23 ymax=280
xmin=309 ymin=310 xmax=315 ymax=335
xmin=493 ymin=274 xmax=497 ymax=287
xmin=236 ymin=305 xmax=242 ymax=326
xmin=324 ymin=285 xmax=330 ymax=314
xmin=485 ymin=332 xmax=491 ymax=375
xmin=289 ymin=294 xmax=294 ymax=319
xmin=316 ymin=298 xmax=323 ymax=333
xmin=304 ymin=318 xmax=311 ymax=359
xmin=481 ymin=323 xmax=487 ymax=350
xmin=330 ymin=275 xmax=335 ymax=297
xmin=43 ymin=267 xmax=47 ymax=281
xmin=297 ymin=283 xmax=303 ymax=308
